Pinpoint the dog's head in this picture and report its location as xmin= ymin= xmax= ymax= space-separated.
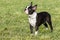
xmin=24 ymin=2 xmax=37 ymax=15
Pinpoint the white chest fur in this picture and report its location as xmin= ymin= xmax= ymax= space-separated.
xmin=28 ymin=12 xmax=37 ymax=27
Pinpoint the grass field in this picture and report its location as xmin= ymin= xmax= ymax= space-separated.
xmin=0 ymin=0 xmax=60 ymax=40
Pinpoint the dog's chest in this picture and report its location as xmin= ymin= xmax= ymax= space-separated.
xmin=28 ymin=12 xmax=37 ymax=27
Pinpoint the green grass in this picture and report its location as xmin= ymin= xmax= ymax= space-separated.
xmin=0 ymin=0 xmax=60 ymax=40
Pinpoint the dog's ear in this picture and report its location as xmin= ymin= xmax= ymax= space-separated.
xmin=32 ymin=5 xmax=37 ymax=10
xmin=30 ymin=2 xmax=32 ymax=6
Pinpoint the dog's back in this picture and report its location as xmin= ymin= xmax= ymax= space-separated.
xmin=36 ymin=12 xmax=51 ymax=26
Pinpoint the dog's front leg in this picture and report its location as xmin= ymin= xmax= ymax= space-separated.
xmin=35 ymin=26 xmax=39 ymax=35
xmin=30 ymin=24 xmax=33 ymax=35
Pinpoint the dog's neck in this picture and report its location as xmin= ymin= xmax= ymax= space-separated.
xmin=28 ymin=12 xmax=37 ymax=27
xmin=28 ymin=12 xmax=37 ymax=19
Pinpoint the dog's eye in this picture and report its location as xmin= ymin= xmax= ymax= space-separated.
xmin=29 ymin=9 xmax=31 ymax=10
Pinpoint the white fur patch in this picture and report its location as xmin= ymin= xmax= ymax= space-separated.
xmin=28 ymin=12 xmax=37 ymax=27
xmin=25 ymin=6 xmax=29 ymax=14
xmin=35 ymin=31 xmax=38 ymax=35
xmin=25 ymin=9 xmax=28 ymax=14
xmin=46 ymin=28 xmax=48 ymax=30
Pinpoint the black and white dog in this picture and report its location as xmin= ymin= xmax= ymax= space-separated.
xmin=24 ymin=2 xmax=53 ymax=35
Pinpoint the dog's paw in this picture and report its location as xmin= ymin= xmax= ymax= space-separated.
xmin=35 ymin=31 xmax=38 ymax=36
xmin=46 ymin=28 xmax=48 ymax=30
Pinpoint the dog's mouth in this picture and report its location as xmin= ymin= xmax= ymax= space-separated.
xmin=24 ymin=9 xmax=29 ymax=14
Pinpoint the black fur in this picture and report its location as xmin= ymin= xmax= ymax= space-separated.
xmin=30 ymin=12 xmax=53 ymax=34
xmin=25 ymin=2 xmax=53 ymax=34
xmin=36 ymin=12 xmax=53 ymax=31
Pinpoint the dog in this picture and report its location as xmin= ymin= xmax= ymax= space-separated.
xmin=24 ymin=2 xmax=53 ymax=35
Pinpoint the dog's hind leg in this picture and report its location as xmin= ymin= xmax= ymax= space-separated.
xmin=47 ymin=17 xmax=53 ymax=32
xmin=43 ymin=23 xmax=48 ymax=30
